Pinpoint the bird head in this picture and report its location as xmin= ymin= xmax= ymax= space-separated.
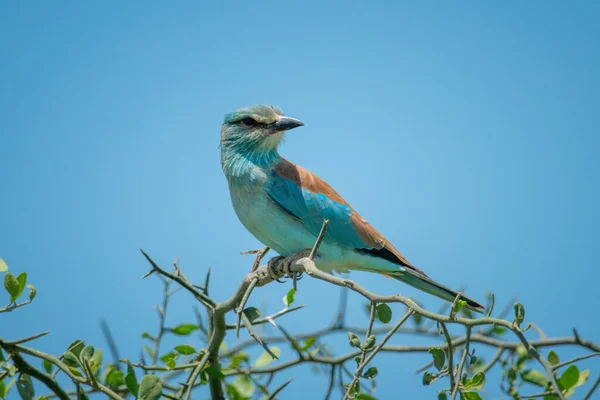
xmin=220 ymin=105 xmax=304 ymax=157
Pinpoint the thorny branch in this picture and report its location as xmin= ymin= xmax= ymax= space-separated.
xmin=1 ymin=220 xmax=598 ymax=399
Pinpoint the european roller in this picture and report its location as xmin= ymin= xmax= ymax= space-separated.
xmin=221 ymin=105 xmax=484 ymax=312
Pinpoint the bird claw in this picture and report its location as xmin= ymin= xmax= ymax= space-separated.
xmin=266 ymin=250 xmax=311 ymax=284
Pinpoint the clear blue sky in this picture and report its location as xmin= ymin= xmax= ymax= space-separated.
xmin=1 ymin=2 xmax=599 ymax=399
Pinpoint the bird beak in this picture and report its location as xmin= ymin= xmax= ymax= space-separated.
xmin=271 ymin=116 xmax=304 ymax=132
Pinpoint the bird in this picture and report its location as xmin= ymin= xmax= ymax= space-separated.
xmin=220 ymin=105 xmax=484 ymax=312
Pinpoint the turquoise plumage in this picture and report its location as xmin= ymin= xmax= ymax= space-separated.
xmin=221 ymin=105 xmax=484 ymax=312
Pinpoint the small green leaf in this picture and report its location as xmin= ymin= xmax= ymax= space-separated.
xmin=15 ymin=272 xmax=27 ymax=300
xmin=491 ymin=326 xmax=507 ymax=336
xmin=141 ymin=332 xmax=152 ymax=339
xmin=460 ymin=392 xmax=483 ymax=400
xmin=559 ymin=365 xmax=580 ymax=390
xmin=66 ymin=340 xmax=85 ymax=358
xmin=438 ymin=389 xmax=448 ymax=400
xmin=253 ymin=347 xmax=280 ymax=367
xmin=463 ymin=372 xmax=486 ymax=391
xmin=79 ymin=345 xmax=94 ymax=363
xmin=422 ymin=371 xmax=434 ymax=386
xmin=4 ymin=272 xmax=20 ymax=301
xmin=174 ymin=344 xmax=197 ymax=355
xmin=63 ymin=352 xmax=81 ymax=367
xmin=0 ymin=380 xmax=5 ymax=400
xmin=283 ymin=288 xmax=296 ymax=307
xmin=575 ymin=369 xmax=590 ymax=388
xmin=361 ymin=335 xmax=376 ymax=351
xmin=16 ymin=374 xmax=34 ymax=400
xmin=124 ymin=363 xmax=138 ymax=396
xmin=375 ymin=303 xmax=392 ymax=323
xmin=0 ymin=258 xmax=7 ymax=272
xmin=356 ymin=394 xmax=377 ymax=400
xmin=300 ymin=337 xmax=316 ymax=351
xmin=90 ymin=349 xmax=103 ymax=373
xmin=232 ymin=375 xmax=254 ymax=397
xmin=204 ymin=365 xmax=225 ymax=379
xmin=69 ymin=367 xmax=83 ymax=377
xmin=138 ymin=374 xmax=162 ymax=400
xmin=104 ymin=366 xmax=124 ymax=386
xmin=429 ymin=348 xmax=446 ymax=371
xmin=159 ymin=352 xmax=178 ymax=369
xmin=548 ymin=351 xmax=559 ymax=366
xmin=243 ymin=307 xmax=261 ymax=323
xmin=169 ymin=324 xmax=199 ymax=335
xmin=521 ymin=369 xmax=548 ymax=387
xmin=228 ymin=351 xmax=249 ymax=369
xmin=26 ymin=285 xmax=36 ymax=301
xmin=43 ymin=360 xmax=53 ymax=374
xmin=363 ymin=366 xmax=378 ymax=379
xmin=513 ymin=303 xmax=525 ymax=325
xmin=0 ymin=347 xmax=4 ymax=362
xmin=348 ymin=332 xmax=361 ymax=348
xmin=453 ymin=299 xmax=466 ymax=315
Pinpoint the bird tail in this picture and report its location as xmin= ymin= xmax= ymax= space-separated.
xmin=391 ymin=270 xmax=485 ymax=313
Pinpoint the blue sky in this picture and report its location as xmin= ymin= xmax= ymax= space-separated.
xmin=1 ymin=2 xmax=599 ymax=399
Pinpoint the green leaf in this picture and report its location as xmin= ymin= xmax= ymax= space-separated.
xmin=0 ymin=258 xmax=7 ymax=272
xmin=174 ymin=344 xmax=197 ymax=355
xmin=103 ymin=365 xmax=124 ymax=386
xmin=363 ymin=366 xmax=378 ymax=379
xmin=66 ymin=340 xmax=85 ymax=358
xmin=453 ymin=299 xmax=467 ymax=315
xmin=232 ymin=375 xmax=254 ymax=397
xmin=460 ymin=392 xmax=483 ymax=400
xmin=243 ymin=307 xmax=261 ymax=323
xmin=513 ymin=303 xmax=525 ymax=325
xmin=68 ymin=367 xmax=83 ymax=377
xmin=428 ymin=348 xmax=446 ymax=372
xmin=63 ymin=352 xmax=81 ymax=367
xmin=422 ymin=371 xmax=434 ymax=386
xmin=16 ymin=374 xmax=34 ymax=400
xmin=124 ymin=363 xmax=138 ymax=396
xmin=300 ymin=337 xmax=316 ymax=351
xmin=356 ymin=394 xmax=377 ymax=400
xmin=228 ymin=351 xmax=249 ymax=369
xmin=141 ymin=332 xmax=152 ymax=339
xmin=15 ymin=272 xmax=27 ymax=300
xmin=559 ymin=365 xmax=580 ymax=390
xmin=0 ymin=347 xmax=4 ymax=362
xmin=138 ymin=374 xmax=162 ymax=400
xmin=575 ymin=369 xmax=590 ymax=388
xmin=491 ymin=326 xmax=507 ymax=336
xmin=521 ymin=369 xmax=548 ymax=387
xmin=361 ymin=335 xmax=376 ymax=351
xmin=283 ymin=288 xmax=296 ymax=307
xmin=90 ymin=349 xmax=103 ymax=373
xmin=548 ymin=351 xmax=559 ymax=366
xmin=463 ymin=372 xmax=486 ymax=391
xmin=438 ymin=390 xmax=448 ymax=400
xmin=169 ymin=324 xmax=199 ymax=335
xmin=204 ymin=365 xmax=225 ymax=379
xmin=253 ymin=347 xmax=280 ymax=367
xmin=43 ymin=360 xmax=53 ymax=374
xmin=79 ymin=345 xmax=94 ymax=363
xmin=159 ymin=352 xmax=178 ymax=369
xmin=26 ymin=285 xmax=36 ymax=301
xmin=4 ymin=272 xmax=20 ymax=301
xmin=348 ymin=332 xmax=361 ymax=348
xmin=375 ymin=303 xmax=392 ymax=323
xmin=0 ymin=380 xmax=5 ymax=400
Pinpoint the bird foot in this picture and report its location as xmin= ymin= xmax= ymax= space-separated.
xmin=266 ymin=250 xmax=312 ymax=284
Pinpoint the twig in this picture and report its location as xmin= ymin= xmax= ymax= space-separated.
xmin=451 ymin=327 xmax=471 ymax=399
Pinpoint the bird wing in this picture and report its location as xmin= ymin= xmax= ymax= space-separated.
xmin=266 ymin=158 xmax=428 ymax=277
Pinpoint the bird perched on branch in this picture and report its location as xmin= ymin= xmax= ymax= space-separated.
xmin=220 ymin=105 xmax=484 ymax=312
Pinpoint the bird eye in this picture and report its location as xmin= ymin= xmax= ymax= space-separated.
xmin=241 ymin=117 xmax=258 ymax=127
